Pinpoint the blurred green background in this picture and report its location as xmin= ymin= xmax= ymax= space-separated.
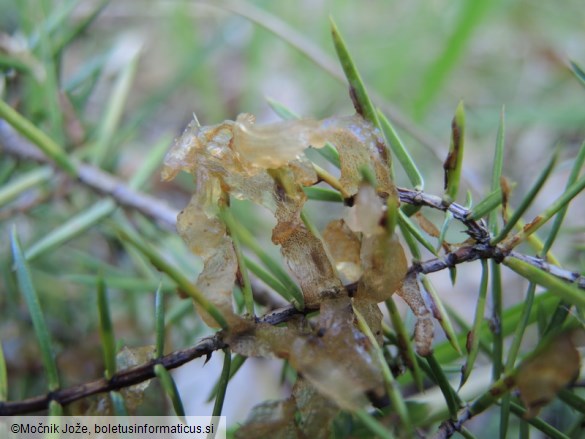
xmin=3 ymin=0 xmax=585 ymax=189
xmin=3 ymin=0 xmax=584 ymax=197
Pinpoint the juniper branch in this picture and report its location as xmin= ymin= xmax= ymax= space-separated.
xmin=2 ymin=119 xmax=583 ymax=291
xmin=0 ymin=333 xmax=226 ymax=416
xmin=0 ymin=305 xmax=312 ymax=416
xmin=0 ymin=336 xmax=226 ymax=415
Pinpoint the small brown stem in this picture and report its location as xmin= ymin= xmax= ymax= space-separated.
xmin=0 ymin=336 xmax=225 ymax=415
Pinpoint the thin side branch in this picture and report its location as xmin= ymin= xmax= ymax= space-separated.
xmin=412 ymin=248 xmax=585 ymax=288
xmin=0 ymin=304 xmax=312 ymax=416
xmin=0 ymin=120 xmax=178 ymax=231
xmin=433 ymin=409 xmax=473 ymax=439
xmin=396 ymin=187 xmax=489 ymax=242
xmin=509 ymin=251 xmax=585 ymax=288
xmin=0 ymin=336 xmax=226 ymax=415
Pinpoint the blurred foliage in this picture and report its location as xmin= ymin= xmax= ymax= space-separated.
xmin=1 ymin=0 xmax=585 ymax=438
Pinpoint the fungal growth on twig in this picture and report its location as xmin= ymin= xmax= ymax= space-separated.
xmin=161 ymin=112 xmax=432 ymax=431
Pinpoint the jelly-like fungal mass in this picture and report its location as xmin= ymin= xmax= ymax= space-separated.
xmin=162 ymin=112 xmax=397 ymax=313
xmin=163 ymin=111 xmax=434 ymax=419
xmin=232 ymin=114 xmax=321 ymax=169
xmin=162 ymin=113 xmax=394 ymax=197
xmin=327 ymin=182 xmax=407 ymax=303
xmin=344 ymin=184 xmax=385 ymax=236
xmin=228 ymin=297 xmax=384 ymax=412
xmin=358 ymin=233 xmax=407 ymax=303
xmin=161 ymin=118 xmax=236 ymax=182
xmin=398 ymin=273 xmax=434 ymax=356
xmin=290 ymin=378 xmax=338 ymax=439
xmin=231 ymin=113 xmax=395 ymax=196
xmin=235 ymin=378 xmax=338 ymax=439
xmin=270 ymin=168 xmax=343 ymax=306
xmin=322 ymin=219 xmax=362 ymax=285
xmin=289 ymin=297 xmax=385 ymax=411
xmin=176 ymin=180 xmax=239 ymax=327
xmin=235 ymin=398 xmax=297 ymax=439
xmin=516 ymin=328 xmax=583 ymax=418
xmin=324 ymin=182 xmax=430 ymax=352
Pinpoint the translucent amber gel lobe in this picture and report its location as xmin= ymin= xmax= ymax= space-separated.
xmin=161 ymin=113 xmax=402 ymax=317
xmin=162 ymin=113 xmax=432 ymax=423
